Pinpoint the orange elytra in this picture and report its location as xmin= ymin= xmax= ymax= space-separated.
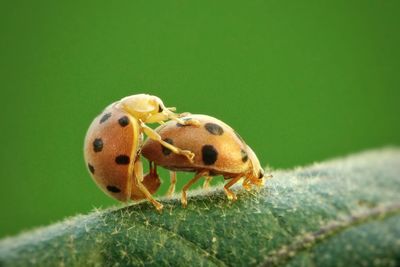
xmin=84 ymin=94 xmax=198 ymax=211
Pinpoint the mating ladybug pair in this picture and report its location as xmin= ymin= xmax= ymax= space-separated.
xmin=84 ymin=94 xmax=267 ymax=211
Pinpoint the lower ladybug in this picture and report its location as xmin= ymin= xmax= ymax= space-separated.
xmin=141 ymin=114 xmax=268 ymax=207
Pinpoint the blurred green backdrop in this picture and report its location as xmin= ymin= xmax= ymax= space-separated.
xmin=1 ymin=1 xmax=399 ymax=238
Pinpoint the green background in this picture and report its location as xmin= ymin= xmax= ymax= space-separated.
xmin=0 ymin=1 xmax=399 ymax=239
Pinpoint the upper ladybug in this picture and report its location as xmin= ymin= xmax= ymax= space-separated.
xmin=84 ymin=94 xmax=198 ymax=211
xmin=141 ymin=114 xmax=266 ymax=207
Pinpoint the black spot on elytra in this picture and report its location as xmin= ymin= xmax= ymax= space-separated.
xmin=88 ymin=163 xmax=95 ymax=174
xmin=100 ymin=112 xmax=112 ymax=124
xmin=115 ymin=155 xmax=130 ymax=165
xmin=205 ymin=123 xmax=224 ymax=135
xmin=158 ymin=105 xmax=163 ymax=112
xmin=241 ymin=149 xmax=248 ymax=162
xmin=202 ymin=145 xmax=218 ymax=165
xmin=107 ymin=185 xmax=121 ymax=193
xmin=258 ymin=169 xmax=264 ymax=179
xmin=93 ymin=138 xmax=103 ymax=152
xmin=162 ymin=138 xmax=173 ymax=156
xmin=176 ymin=118 xmax=193 ymax=127
xmin=118 ymin=116 xmax=129 ymax=127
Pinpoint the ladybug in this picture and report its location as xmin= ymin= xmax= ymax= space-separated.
xmin=141 ymin=114 xmax=267 ymax=207
xmin=84 ymin=94 xmax=198 ymax=211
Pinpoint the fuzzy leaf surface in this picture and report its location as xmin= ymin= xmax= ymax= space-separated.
xmin=1 ymin=148 xmax=399 ymax=267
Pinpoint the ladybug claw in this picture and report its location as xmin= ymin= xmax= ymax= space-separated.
xmin=243 ymin=185 xmax=251 ymax=191
xmin=181 ymin=198 xmax=188 ymax=208
xmin=177 ymin=112 xmax=191 ymax=118
xmin=182 ymin=150 xmax=195 ymax=163
xmin=176 ymin=116 xmax=200 ymax=127
xmin=224 ymin=188 xmax=237 ymax=201
xmin=229 ymin=194 xmax=237 ymax=201
xmin=155 ymin=203 xmax=164 ymax=212
xmin=186 ymin=119 xmax=201 ymax=127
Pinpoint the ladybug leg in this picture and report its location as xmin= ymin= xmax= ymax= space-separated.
xmin=242 ymin=178 xmax=252 ymax=191
xmin=166 ymin=171 xmax=177 ymax=197
xmin=145 ymin=110 xmax=200 ymax=127
xmin=133 ymin=159 xmax=163 ymax=211
xmin=149 ymin=161 xmax=157 ymax=176
xmin=181 ymin=170 xmax=209 ymax=207
xmin=171 ymin=116 xmax=200 ymax=127
xmin=223 ymin=175 xmax=242 ymax=201
xmin=145 ymin=112 xmax=169 ymax=123
xmin=140 ymin=122 xmax=195 ymax=162
xmin=202 ymin=176 xmax=212 ymax=190
xmin=161 ymin=109 xmax=200 ymax=126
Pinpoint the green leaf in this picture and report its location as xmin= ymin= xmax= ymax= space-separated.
xmin=1 ymin=148 xmax=400 ymax=267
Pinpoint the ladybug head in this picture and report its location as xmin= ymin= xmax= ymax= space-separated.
xmin=117 ymin=94 xmax=168 ymax=119
xmin=245 ymin=145 xmax=268 ymax=187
